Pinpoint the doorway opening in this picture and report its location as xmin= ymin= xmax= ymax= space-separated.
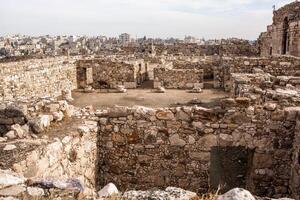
xmin=282 ymin=17 xmax=289 ymax=55
xmin=209 ymin=146 xmax=254 ymax=193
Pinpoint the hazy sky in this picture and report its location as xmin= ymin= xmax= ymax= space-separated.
xmin=0 ymin=0 xmax=293 ymax=40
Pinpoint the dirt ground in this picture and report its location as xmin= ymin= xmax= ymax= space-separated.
xmin=72 ymin=89 xmax=229 ymax=108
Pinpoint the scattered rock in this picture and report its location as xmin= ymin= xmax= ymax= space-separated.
xmin=123 ymin=187 xmax=199 ymax=200
xmin=27 ymin=178 xmax=83 ymax=192
xmin=189 ymin=85 xmax=203 ymax=93
xmin=217 ymin=188 xmax=255 ymax=200
xmin=52 ymin=111 xmax=64 ymax=122
xmin=0 ymin=170 xmax=26 ymax=189
xmin=5 ymin=131 xmax=16 ymax=140
xmin=0 ymin=137 xmax=7 ymax=142
xmin=26 ymin=187 xmax=45 ymax=197
xmin=29 ymin=115 xmax=53 ymax=134
xmin=97 ymin=183 xmax=119 ymax=199
xmin=78 ymin=125 xmax=90 ymax=134
xmin=154 ymin=86 xmax=166 ymax=93
xmin=84 ymin=85 xmax=94 ymax=93
xmin=11 ymin=124 xmax=24 ymax=138
xmin=3 ymin=144 xmax=17 ymax=151
xmin=0 ymin=185 xmax=26 ymax=197
xmin=116 ymin=85 xmax=127 ymax=93
xmin=61 ymin=89 xmax=74 ymax=102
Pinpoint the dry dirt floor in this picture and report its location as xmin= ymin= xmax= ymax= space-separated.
xmin=72 ymin=89 xmax=229 ymax=109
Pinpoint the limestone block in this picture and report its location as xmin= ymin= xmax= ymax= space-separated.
xmin=217 ymin=188 xmax=255 ymax=200
xmin=97 ymin=183 xmax=119 ymax=199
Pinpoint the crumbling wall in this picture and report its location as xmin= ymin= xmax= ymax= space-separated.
xmin=153 ymin=68 xmax=203 ymax=89
xmin=173 ymin=59 xmax=216 ymax=80
xmin=147 ymin=42 xmax=258 ymax=57
xmin=291 ymin=115 xmax=300 ymax=199
xmin=0 ymin=57 xmax=77 ymax=101
xmin=13 ymin=128 xmax=97 ymax=195
xmin=259 ymin=1 xmax=300 ymax=57
xmin=97 ymin=99 xmax=298 ymax=198
xmin=77 ymin=59 xmax=140 ymax=89
xmin=214 ymin=56 xmax=300 ymax=91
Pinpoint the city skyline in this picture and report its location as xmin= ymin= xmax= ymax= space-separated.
xmin=0 ymin=0 xmax=293 ymax=40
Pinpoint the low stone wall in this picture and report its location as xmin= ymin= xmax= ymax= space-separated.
xmin=76 ymin=59 xmax=147 ymax=89
xmin=12 ymin=123 xmax=98 ymax=195
xmin=0 ymin=57 xmax=77 ymax=101
xmin=153 ymin=68 xmax=203 ymax=89
xmin=173 ymin=60 xmax=216 ymax=80
xmin=214 ymin=56 xmax=300 ymax=90
xmin=97 ymin=101 xmax=300 ymax=198
xmin=229 ymin=72 xmax=300 ymax=107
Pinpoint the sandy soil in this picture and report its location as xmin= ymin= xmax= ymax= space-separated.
xmin=72 ymin=89 xmax=229 ymax=109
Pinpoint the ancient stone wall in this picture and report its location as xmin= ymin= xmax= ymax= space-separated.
xmin=259 ymin=1 xmax=300 ymax=57
xmin=230 ymin=72 xmax=300 ymax=103
xmin=153 ymin=68 xmax=203 ymax=89
xmin=214 ymin=56 xmax=300 ymax=91
xmin=97 ymin=100 xmax=300 ymax=198
xmin=76 ymin=59 xmax=146 ymax=89
xmin=173 ymin=59 xmax=216 ymax=80
xmin=291 ymin=116 xmax=300 ymax=199
xmin=0 ymin=57 xmax=77 ymax=101
xmin=12 ymin=132 xmax=97 ymax=195
xmin=143 ymin=42 xmax=258 ymax=57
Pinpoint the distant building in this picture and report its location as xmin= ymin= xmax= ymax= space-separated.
xmin=184 ymin=36 xmax=198 ymax=44
xmin=259 ymin=1 xmax=300 ymax=57
xmin=119 ymin=33 xmax=130 ymax=44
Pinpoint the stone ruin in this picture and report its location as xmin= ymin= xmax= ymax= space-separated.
xmin=76 ymin=58 xmax=147 ymax=90
xmin=0 ymin=51 xmax=299 ymax=199
xmin=259 ymin=1 xmax=300 ymax=57
xmin=0 ymin=2 xmax=300 ymax=200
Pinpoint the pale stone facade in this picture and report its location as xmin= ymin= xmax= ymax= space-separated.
xmin=259 ymin=1 xmax=300 ymax=57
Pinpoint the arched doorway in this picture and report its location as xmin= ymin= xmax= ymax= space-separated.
xmin=282 ymin=17 xmax=289 ymax=55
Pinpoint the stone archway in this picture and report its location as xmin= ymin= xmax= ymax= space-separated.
xmin=282 ymin=17 xmax=289 ymax=55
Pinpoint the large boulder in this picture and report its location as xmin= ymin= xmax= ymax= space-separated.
xmin=27 ymin=178 xmax=83 ymax=192
xmin=217 ymin=188 xmax=255 ymax=200
xmin=0 ymin=170 xmax=26 ymax=189
xmin=122 ymin=187 xmax=199 ymax=200
xmin=154 ymin=86 xmax=166 ymax=93
xmin=97 ymin=183 xmax=119 ymax=199
xmin=116 ymin=85 xmax=127 ymax=93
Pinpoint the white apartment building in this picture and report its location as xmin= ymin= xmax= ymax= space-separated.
xmin=119 ymin=33 xmax=130 ymax=44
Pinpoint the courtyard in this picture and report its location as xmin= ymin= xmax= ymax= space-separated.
xmin=72 ymin=89 xmax=228 ymax=108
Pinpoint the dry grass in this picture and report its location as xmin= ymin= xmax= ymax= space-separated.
xmin=198 ymin=187 xmax=220 ymax=200
xmin=199 ymin=192 xmax=219 ymax=200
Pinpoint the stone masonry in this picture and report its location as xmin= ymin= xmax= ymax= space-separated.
xmin=76 ymin=58 xmax=147 ymax=89
xmin=96 ymin=100 xmax=300 ymax=198
xmin=0 ymin=57 xmax=77 ymax=101
xmin=259 ymin=1 xmax=300 ymax=57
xmin=153 ymin=68 xmax=203 ymax=89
